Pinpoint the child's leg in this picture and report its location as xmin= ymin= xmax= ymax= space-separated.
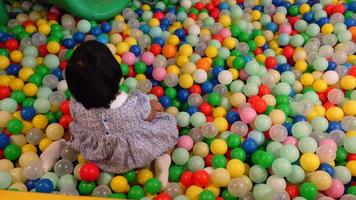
xmin=154 ymin=153 xmax=171 ymax=189
xmin=40 ymin=139 xmax=66 ymax=172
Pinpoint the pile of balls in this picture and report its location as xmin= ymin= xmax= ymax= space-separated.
xmin=0 ymin=0 xmax=356 ymax=199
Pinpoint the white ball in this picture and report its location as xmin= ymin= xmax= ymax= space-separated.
xmin=322 ymin=70 xmax=339 ymax=85
xmin=188 ymin=24 xmax=200 ymax=35
xmin=180 ymin=0 xmax=192 ymax=9
xmin=193 ymin=69 xmax=207 ymax=84
xmin=266 ymin=175 xmax=287 ymax=191
xmin=57 ymin=80 xmax=68 ymax=92
xmin=218 ymin=70 xmax=233 ymax=85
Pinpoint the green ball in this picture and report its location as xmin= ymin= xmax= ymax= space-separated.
xmin=10 ymin=91 xmax=25 ymax=104
xmin=336 ymin=147 xmax=348 ymax=162
xmin=249 ymin=165 xmax=268 ymax=183
xmin=299 ymin=182 xmax=317 ymax=200
xmin=35 ymin=65 xmax=50 ymax=77
xmin=28 ymin=74 xmax=42 ymax=86
xmin=0 ymin=48 xmax=9 ymax=56
xmin=119 ymin=84 xmax=129 ymax=93
xmin=221 ymin=189 xmax=237 ymax=200
xmin=230 ymin=148 xmax=246 ymax=161
xmin=79 ymin=181 xmax=96 ymax=195
xmin=252 ymin=150 xmax=264 ymax=165
xmin=187 ymin=156 xmax=205 ymax=172
xmin=165 ymin=87 xmax=177 ymax=99
xmin=123 ymin=170 xmax=136 ymax=184
xmin=169 ymin=165 xmax=184 ymax=182
xmin=33 ymin=98 xmax=51 ymax=113
xmin=4 ymin=144 xmax=21 ymax=161
xmin=286 ymin=165 xmax=305 ymax=184
xmin=109 ymin=193 xmax=127 ymax=199
xmin=288 ymin=5 xmax=299 ymax=16
xmin=207 ymin=92 xmax=222 ymax=106
xmin=190 ymin=112 xmax=206 ymax=127
xmin=22 ymin=98 xmax=35 ymax=107
xmin=199 ymin=190 xmax=215 ymax=200
xmin=272 ymin=158 xmax=292 ymax=177
xmin=258 ymin=151 xmax=275 ymax=168
xmin=347 ymin=186 xmax=356 ymax=195
xmin=134 ymin=61 xmax=146 ymax=74
xmin=212 ymin=155 xmax=227 ymax=168
xmin=254 ymin=114 xmax=272 ymax=132
xmin=6 ymin=118 xmax=23 ymax=134
xmin=97 ymin=172 xmax=113 ymax=186
xmin=144 ymin=178 xmax=161 ymax=194
xmin=0 ymin=171 xmax=12 ymax=189
xmin=128 ymin=185 xmax=144 ymax=200
xmin=226 ymin=134 xmax=241 ymax=148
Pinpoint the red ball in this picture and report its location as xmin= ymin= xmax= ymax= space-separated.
xmin=206 ymin=116 xmax=214 ymax=123
xmin=199 ymin=102 xmax=212 ymax=116
xmin=189 ymin=84 xmax=201 ymax=94
xmin=286 ymin=16 xmax=300 ymax=27
xmin=286 ymin=184 xmax=299 ymax=199
xmin=193 ymin=170 xmax=210 ymax=187
xmin=216 ymin=197 xmax=224 ymax=200
xmin=258 ymin=84 xmax=271 ymax=96
xmin=153 ymin=12 xmax=165 ymax=20
xmin=188 ymin=13 xmax=198 ymax=20
xmin=59 ymin=60 xmax=68 ymax=70
xmin=205 ymin=3 xmax=214 ymax=11
xmin=324 ymin=4 xmax=334 ymax=16
xmin=22 ymin=20 xmax=35 ymax=27
xmin=47 ymin=12 xmax=59 ymax=21
xmin=265 ymin=56 xmax=277 ymax=69
xmin=59 ymin=114 xmax=73 ymax=129
xmin=0 ymin=149 xmax=3 ymax=159
xmin=154 ymin=192 xmax=172 ymax=200
xmin=149 ymin=44 xmax=161 ymax=56
xmin=194 ymin=2 xmax=204 ymax=10
xmin=210 ymin=8 xmax=220 ymax=20
xmin=38 ymin=44 xmax=49 ymax=57
xmin=127 ymin=66 xmax=136 ymax=77
xmin=318 ymin=92 xmax=327 ymax=103
xmin=212 ymin=34 xmax=224 ymax=43
xmin=80 ymin=163 xmax=100 ymax=181
xmin=348 ymin=66 xmax=356 ymax=77
xmin=248 ymin=96 xmax=261 ymax=105
xmin=347 ymin=154 xmax=356 ymax=161
xmin=5 ymin=39 xmax=19 ymax=51
xmin=252 ymin=99 xmax=268 ymax=113
xmin=283 ymin=46 xmax=294 ymax=59
xmin=332 ymin=4 xmax=345 ymax=14
xmin=254 ymin=47 xmax=263 ymax=55
xmin=151 ymin=86 xmax=164 ymax=98
xmin=0 ymin=86 xmax=11 ymax=99
xmin=204 ymin=154 xmax=214 ymax=167
xmin=180 ymin=171 xmax=194 ymax=188
xmin=323 ymin=102 xmax=334 ymax=110
xmin=60 ymin=101 xmax=70 ymax=114
xmin=212 ymin=0 xmax=220 ymax=6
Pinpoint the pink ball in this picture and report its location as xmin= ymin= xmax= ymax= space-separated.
xmin=218 ymin=28 xmax=231 ymax=38
xmin=239 ymin=107 xmax=257 ymax=124
xmin=50 ymin=6 xmax=61 ymax=15
xmin=152 ymin=67 xmax=166 ymax=81
xmin=122 ymin=52 xmax=136 ymax=65
xmin=325 ymin=179 xmax=344 ymax=198
xmin=319 ymin=138 xmax=337 ymax=151
xmin=283 ymin=136 xmax=298 ymax=145
xmin=177 ymin=135 xmax=194 ymax=151
xmin=278 ymin=23 xmax=292 ymax=34
xmin=141 ymin=52 xmax=154 ymax=65
xmin=239 ymin=69 xmax=248 ymax=81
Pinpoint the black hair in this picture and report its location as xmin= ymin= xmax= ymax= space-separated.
xmin=65 ymin=40 xmax=122 ymax=109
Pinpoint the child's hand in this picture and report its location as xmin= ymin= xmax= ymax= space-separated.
xmin=146 ymin=100 xmax=163 ymax=122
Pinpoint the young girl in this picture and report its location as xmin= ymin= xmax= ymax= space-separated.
xmin=40 ymin=40 xmax=178 ymax=187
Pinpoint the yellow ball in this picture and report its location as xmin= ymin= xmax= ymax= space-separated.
xmin=251 ymin=10 xmax=261 ymax=21
xmin=343 ymin=100 xmax=356 ymax=116
xmin=10 ymin=50 xmax=23 ymax=63
xmin=255 ymin=35 xmax=266 ymax=47
xmin=299 ymin=4 xmax=310 ymax=14
xmin=21 ymin=144 xmax=37 ymax=153
xmin=228 ymin=68 xmax=239 ymax=80
xmin=39 ymin=137 xmax=53 ymax=152
xmin=32 ymin=114 xmax=48 ymax=129
xmin=211 ymin=168 xmax=231 ymax=187
xmin=321 ymin=23 xmax=334 ymax=34
xmin=38 ymin=23 xmax=51 ymax=35
xmin=223 ymin=37 xmax=237 ymax=50
xmin=314 ymin=105 xmax=326 ymax=116
xmin=326 ymin=107 xmax=344 ymax=121
xmin=9 ymin=78 xmax=24 ymax=91
xmin=210 ymin=139 xmax=228 ymax=155
xmin=9 ymin=182 xmax=27 ymax=192
xmin=137 ymin=168 xmax=153 ymax=185
xmin=186 ymin=185 xmax=203 ymax=200
xmin=269 ymin=109 xmax=286 ymax=124
xmin=341 ymin=75 xmax=356 ymax=90
xmin=148 ymin=18 xmax=160 ymax=27
xmin=178 ymin=74 xmax=194 ymax=89
xmin=219 ymin=15 xmax=231 ymax=27
xmin=300 ymin=73 xmax=314 ymax=86
xmin=231 ymin=92 xmax=246 ymax=107
xmin=206 ymin=185 xmax=220 ymax=197
xmin=205 ymin=46 xmax=218 ymax=58
xmin=213 ymin=107 xmax=227 ymax=118
xmin=111 ymin=176 xmax=128 ymax=193
xmin=47 ymin=41 xmax=61 ymax=54
xmin=227 ymin=159 xmax=245 ymax=178
xmin=167 ymin=35 xmax=180 ymax=46
xmin=213 ymin=117 xmax=228 ymax=133
xmin=25 ymin=25 xmax=37 ymax=34
xmin=167 ymin=65 xmax=180 ymax=75
xmin=135 ymin=74 xmax=146 ymax=81
xmin=10 ymin=167 xmax=26 ymax=183
xmin=78 ymin=154 xmax=86 ymax=164
xmin=300 ymin=153 xmax=320 ymax=172
xmin=346 ymin=131 xmax=356 ymax=137
xmin=19 ymin=152 xmax=39 ymax=167
xmin=46 ymin=123 xmax=64 ymax=140
xmin=313 ymin=79 xmax=328 ymax=93
xmin=256 ymin=54 xmax=266 ymax=63
xmin=18 ymin=67 xmax=34 ymax=82
xmin=176 ymin=55 xmax=189 ymax=67
xmin=310 ymin=171 xmax=332 ymax=191
xmin=346 ymin=160 xmax=356 ymax=176
xmin=116 ymin=42 xmax=129 ymax=55
xmin=124 ymin=37 xmax=137 ymax=46
xmin=179 ymin=44 xmax=193 ymax=56
xmin=23 ymin=83 xmax=38 ymax=97
xmin=0 ymin=55 xmax=10 ymax=70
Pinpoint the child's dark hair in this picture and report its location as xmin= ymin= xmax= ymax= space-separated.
xmin=65 ymin=40 xmax=122 ymax=109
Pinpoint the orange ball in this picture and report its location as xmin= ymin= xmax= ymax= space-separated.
xmin=162 ymin=44 xmax=176 ymax=58
xmin=196 ymin=58 xmax=211 ymax=71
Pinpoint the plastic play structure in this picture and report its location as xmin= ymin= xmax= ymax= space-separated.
xmin=0 ymin=0 xmax=131 ymax=25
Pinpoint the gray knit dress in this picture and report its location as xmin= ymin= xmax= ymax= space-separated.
xmin=68 ymin=91 xmax=178 ymax=174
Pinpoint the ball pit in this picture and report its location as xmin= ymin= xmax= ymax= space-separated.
xmin=0 ymin=0 xmax=356 ymax=199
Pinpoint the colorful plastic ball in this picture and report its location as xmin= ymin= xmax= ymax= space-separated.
xmin=4 ymin=144 xmax=21 ymax=161
xmin=111 ymin=176 xmax=128 ymax=193
xmin=241 ymin=138 xmax=258 ymax=154
xmin=35 ymin=178 xmax=53 ymax=193
xmin=78 ymin=181 xmax=96 ymax=195
xmin=299 ymin=182 xmax=318 ymax=200
xmin=193 ymin=170 xmax=210 ymax=188
xmin=0 ymin=171 xmax=12 ymax=189
xmin=211 ymin=168 xmax=230 ymax=187
xmin=137 ymin=169 xmax=153 ymax=185
xmin=80 ymin=163 xmax=100 ymax=182
xmin=128 ymin=185 xmax=145 ymax=199
xmin=300 ymin=153 xmax=320 ymax=172
xmin=210 ymin=139 xmax=227 ymax=155
xmin=176 ymin=136 xmax=194 ymax=151
xmin=145 ymin=178 xmax=162 ymax=194
xmin=198 ymin=190 xmax=215 ymax=200
xmin=325 ymin=179 xmax=344 ymax=199
xmin=172 ymin=148 xmax=189 ymax=165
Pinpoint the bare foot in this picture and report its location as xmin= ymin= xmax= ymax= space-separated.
xmin=154 ymin=154 xmax=171 ymax=189
xmin=40 ymin=139 xmax=66 ymax=172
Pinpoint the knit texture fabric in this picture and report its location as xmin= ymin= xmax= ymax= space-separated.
xmin=68 ymin=91 xmax=178 ymax=173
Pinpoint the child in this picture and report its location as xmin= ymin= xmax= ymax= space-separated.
xmin=40 ymin=40 xmax=178 ymax=187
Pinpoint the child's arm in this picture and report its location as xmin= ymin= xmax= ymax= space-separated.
xmin=146 ymin=99 xmax=163 ymax=122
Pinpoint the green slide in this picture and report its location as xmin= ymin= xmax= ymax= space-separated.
xmin=48 ymin=0 xmax=130 ymax=21
xmin=0 ymin=0 xmax=9 ymax=25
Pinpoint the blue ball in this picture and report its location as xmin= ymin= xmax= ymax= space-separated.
xmin=327 ymin=121 xmax=343 ymax=132
xmin=62 ymin=38 xmax=76 ymax=49
xmin=345 ymin=18 xmax=355 ymax=28
xmin=319 ymin=163 xmax=335 ymax=177
xmin=281 ymin=1 xmax=291 ymax=8
xmin=243 ymin=55 xmax=253 ymax=63
xmin=25 ymin=179 xmax=38 ymax=191
xmin=20 ymin=107 xmax=36 ymax=121
xmin=241 ymin=138 xmax=258 ymax=154
xmin=130 ymin=45 xmax=142 ymax=57
xmin=253 ymin=5 xmax=263 ymax=12
xmin=327 ymin=61 xmax=337 ymax=71
xmin=277 ymin=63 xmax=292 ymax=73
xmin=349 ymin=1 xmax=356 ymax=12
xmin=153 ymin=37 xmax=165 ymax=47
xmin=100 ymin=22 xmax=111 ymax=33
xmin=6 ymin=64 xmax=20 ymax=76
xmin=201 ymin=81 xmax=214 ymax=94
xmin=73 ymin=32 xmax=85 ymax=43
xmin=283 ymin=121 xmax=293 ymax=136
xmin=136 ymin=8 xmax=143 ymax=17
xmin=293 ymin=115 xmax=307 ymax=123
xmin=174 ymin=28 xmax=186 ymax=40
xmin=186 ymin=106 xmax=199 ymax=115
xmin=226 ymin=111 xmax=240 ymax=124
xmin=212 ymin=66 xmax=224 ymax=77
xmin=219 ymin=2 xmax=229 ymax=10
xmin=160 ymin=18 xmax=171 ymax=26
xmin=139 ymin=24 xmax=150 ymax=34
xmin=159 ymin=96 xmax=172 ymax=108
xmin=266 ymin=22 xmax=278 ymax=32
xmin=317 ymin=17 xmax=330 ymax=26
xmin=178 ymin=89 xmax=189 ymax=102
xmin=35 ymin=179 xmax=53 ymax=193
xmin=0 ymin=133 xmax=10 ymax=149
xmin=51 ymin=68 xmax=63 ymax=80
xmin=96 ymin=33 xmax=109 ymax=44
xmin=90 ymin=26 xmax=102 ymax=36
xmin=303 ymin=12 xmax=315 ymax=23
